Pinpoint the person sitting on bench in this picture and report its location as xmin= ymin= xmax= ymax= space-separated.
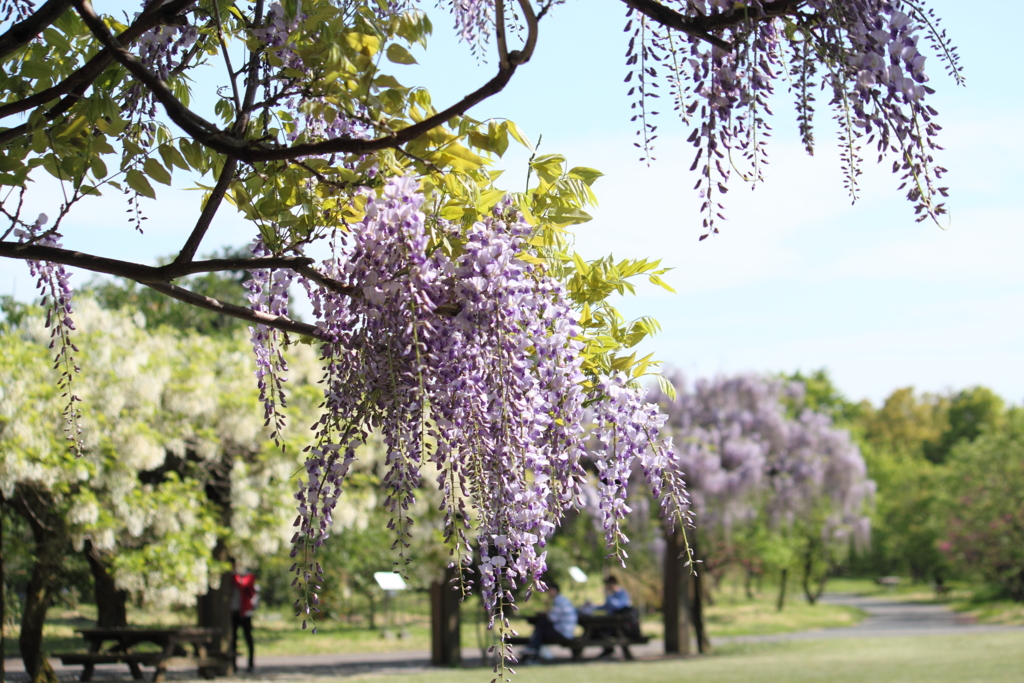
xmin=594 ymin=575 xmax=637 ymax=658
xmin=521 ymin=580 xmax=577 ymax=663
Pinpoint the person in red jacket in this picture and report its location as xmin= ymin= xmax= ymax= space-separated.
xmin=231 ymin=562 xmax=259 ymax=672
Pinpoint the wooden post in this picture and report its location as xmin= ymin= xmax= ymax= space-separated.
xmin=663 ymin=527 xmax=692 ymax=655
xmin=687 ymin=528 xmax=710 ymax=654
xmin=430 ymin=566 xmax=461 ymax=667
xmin=197 ymin=543 xmax=233 ymax=676
xmin=1 ymin=491 xmax=5 ymax=683
xmin=691 ymin=561 xmax=709 ymax=654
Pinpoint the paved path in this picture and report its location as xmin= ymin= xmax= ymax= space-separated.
xmin=5 ymin=594 xmax=1022 ymax=681
xmin=721 ymin=592 xmax=1024 ymax=644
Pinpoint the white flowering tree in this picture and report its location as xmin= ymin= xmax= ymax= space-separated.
xmin=0 ymin=299 xmax=325 ymax=683
xmin=0 ymin=0 xmax=961 ymax=678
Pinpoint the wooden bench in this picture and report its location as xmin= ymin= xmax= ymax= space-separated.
xmin=508 ymin=613 xmax=650 ymax=661
xmin=55 ymin=627 xmax=229 ymax=682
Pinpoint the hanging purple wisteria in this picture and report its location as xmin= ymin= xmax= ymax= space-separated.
xmin=618 ymin=0 xmax=962 ymax=237
xmin=13 ymin=214 xmax=82 ymax=452
xmin=253 ymin=177 xmax=692 ymax=639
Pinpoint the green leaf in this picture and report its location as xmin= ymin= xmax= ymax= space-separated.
xmin=648 ymin=274 xmax=676 ymax=293
xmin=158 ymin=144 xmax=189 ymax=171
xmin=57 ymin=116 xmax=90 ymax=139
xmin=657 ymin=374 xmax=678 ymax=401
xmin=546 ymin=207 xmax=593 ymax=226
xmin=435 ymin=143 xmax=488 ymax=172
xmin=386 ymin=43 xmax=418 ymax=65
xmin=474 ymin=189 xmax=507 ymax=212
xmin=530 ymin=154 xmax=565 ymax=188
xmin=122 ymin=139 xmax=145 ymax=159
xmin=143 ymin=157 xmax=172 ymax=186
xmin=20 ymin=60 xmax=52 ymax=79
xmin=125 ymin=168 xmax=156 ymax=199
xmin=89 ymin=157 xmax=107 ymax=179
xmin=505 ymin=120 xmax=534 ymax=151
xmin=490 ymin=121 xmax=510 ymax=157
xmin=345 ymin=32 xmax=381 ymax=56
xmin=571 ymin=252 xmax=589 ymax=276
xmin=568 ymin=166 xmax=604 ymax=186
xmin=374 ymin=74 xmax=404 ymax=89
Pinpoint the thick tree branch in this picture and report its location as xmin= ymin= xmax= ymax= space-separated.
xmin=0 ymin=241 xmax=317 ymax=281
xmin=515 ymin=0 xmax=539 ymax=63
xmin=0 ymin=241 xmax=355 ymax=336
xmin=619 ymin=0 xmax=807 ymax=52
xmin=0 ymin=0 xmax=73 ymax=60
xmin=496 ymin=0 xmax=510 ymax=69
xmin=145 ymin=281 xmax=323 ymax=338
xmin=72 ymin=0 xmax=530 ymax=163
xmin=173 ymin=157 xmax=238 ymax=266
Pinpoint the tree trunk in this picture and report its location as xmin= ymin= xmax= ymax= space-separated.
xmin=776 ymin=568 xmax=788 ymax=612
xmin=802 ymin=551 xmax=817 ymax=605
xmin=197 ymin=541 xmax=233 ymax=675
xmin=84 ymin=541 xmax=127 ymax=627
xmin=1 ymin=491 xmax=6 ymax=683
xmin=196 ymin=452 xmax=235 ymax=675
xmin=11 ymin=484 xmax=65 ymax=683
xmin=366 ymin=592 xmax=376 ymax=630
xmin=687 ymin=532 xmax=710 ymax=654
xmin=801 ymin=541 xmax=831 ymax=605
xmin=430 ymin=566 xmax=461 ymax=667
xmin=662 ymin=527 xmax=691 ymax=655
xmin=744 ymin=566 xmax=755 ymax=600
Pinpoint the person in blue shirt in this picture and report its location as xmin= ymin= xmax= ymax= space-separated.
xmin=595 ymin=575 xmax=635 ymax=658
xmin=521 ymin=580 xmax=577 ymax=663
xmin=599 ymin=575 xmax=632 ymax=613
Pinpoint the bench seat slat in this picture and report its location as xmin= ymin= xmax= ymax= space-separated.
xmin=56 ymin=654 xmax=165 ymax=666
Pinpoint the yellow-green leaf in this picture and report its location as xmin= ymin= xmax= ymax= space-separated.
xmin=125 ymin=168 xmax=156 ymax=199
xmin=506 ymin=120 xmax=534 ymax=151
xmin=385 ymin=43 xmax=418 ymax=65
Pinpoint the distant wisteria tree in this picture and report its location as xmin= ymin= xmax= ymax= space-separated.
xmin=0 ymin=0 xmax=957 ymax=677
xmin=652 ymin=372 xmax=874 ymax=609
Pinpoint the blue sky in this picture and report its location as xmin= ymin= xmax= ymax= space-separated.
xmin=2 ymin=0 xmax=1020 ymax=405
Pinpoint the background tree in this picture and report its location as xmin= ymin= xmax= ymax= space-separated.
xmin=0 ymin=299 xmax=324 ymax=682
xmin=938 ymin=409 xmax=1024 ymax=601
xmin=653 ymin=372 xmax=873 ymax=616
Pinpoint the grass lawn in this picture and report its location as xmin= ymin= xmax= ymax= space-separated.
xmin=343 ymin=632 xmax=1024 ymax=683
xmin=699 ymin=584 xmax=864 ymax=637
xmin=9 ymin=586 xmax=864 ymax=659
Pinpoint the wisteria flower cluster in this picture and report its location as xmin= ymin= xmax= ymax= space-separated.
xmin=621 ymin=0 xmax=962 ymax=236
xmin=445 ymin=0 xmax=494 ymax=48
xmin=238 ymin=178 xmax=687 ymax=655
xmin=14 ymin=214 xmax=82 ymax=453
xmin=590 ymin=374 xmax=691 ymax=565
xmin=252 ymin=2 xmax=308 ymax=73
xmin=129 ymin=0 xmax=199 ymax=118
xmin=244 ymin=238 xmax=294 ymax=450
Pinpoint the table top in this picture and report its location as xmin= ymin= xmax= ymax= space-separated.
xmin=76 ymin=627 xmax=220 ymax=644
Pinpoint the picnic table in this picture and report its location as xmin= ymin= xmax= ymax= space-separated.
xmin=56 ymin=627 xmax=230 ymax=682
xmin=509 ymin=612 xmax=650 ymax=661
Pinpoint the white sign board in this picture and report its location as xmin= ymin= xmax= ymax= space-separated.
xmin=568 ymin=566 xmax=589 ymax=584
xmin=373 ymin=572 xmax=408 ymax=591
